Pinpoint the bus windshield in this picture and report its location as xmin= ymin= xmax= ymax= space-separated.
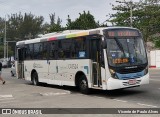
xmin=106 ymin=37 xmax=147 ymax=67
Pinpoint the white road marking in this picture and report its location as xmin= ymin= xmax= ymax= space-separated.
xmin=137 ymin=103 xmax=157 ymax=108
xmin=0 ymin=95 xmax=13 ymax=98
xmin=0 ymin=98 xmax=14 ymax=101
xmin=40 ymin=91 xmax=71 ymax=96
xmin=0 ymin=95 xmax=14 ymax=101
xmin=113 ymin=99 xmax=127 ymax=103
xmin=149 ymin=79 xmax=160 ymax=82
xmin=97 ymin=97 xmax=104 ymax=99
xmin=0 ymin=100 xmax=16 ymax=104
xmin=1 ymin=72 xmax=10 ymax=74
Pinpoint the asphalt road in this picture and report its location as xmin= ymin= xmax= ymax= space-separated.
xmin=0 ymin=68 xmax=159 ymax=116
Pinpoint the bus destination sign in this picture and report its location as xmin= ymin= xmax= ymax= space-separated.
xmin=107 ymin=30 xmax=139 ymax=37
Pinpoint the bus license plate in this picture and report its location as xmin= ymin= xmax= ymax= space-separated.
xmin=128 ymin=79 xmax=137 ymax=85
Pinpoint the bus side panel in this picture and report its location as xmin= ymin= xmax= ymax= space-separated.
xmin=23 ymin=60 xmax=49 ymax=82
xmin=55 ymin=59 xmax=92 ymax=87
xmin=47 ymin=60 xmax=57 ymax=84
xmin=23 ymin=59 xmax=92 ymax=87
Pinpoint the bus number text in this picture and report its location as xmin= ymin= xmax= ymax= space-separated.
xmin=68 ymin=64 xmax=78 ymax=69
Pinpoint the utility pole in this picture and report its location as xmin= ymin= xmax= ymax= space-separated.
xmin=4 ymin=15 xmax=6 ymax=59
xmin=7 ymin=41 xmax=8 ymax=59
xmin=129 ymin=1 xmax=133 ymax=27
xmin=116 ymin=0 xmax=133 ymax=27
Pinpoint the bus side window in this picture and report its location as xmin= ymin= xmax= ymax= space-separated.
xmin=75 ymin=37 xmax=86 ymax=58
xmin=42 ymin=42 xmax=48 ymax=59
xmin=33 ymin=43 xmax=39 ymax=59
xmin=49 ymin=41 xmax=57 ymax=59
xmin=33 ymin=43 xmax=43 ymax=60
xmin=38 ymin=43 xmax=43 ymax=59
xmin=71 ymin=40 xmax=76 ymax=58
xmin=64 ymin=40 xmax=72 ymax=58
xmin=57 ymin=41 xmax=64 ymax=59
xmin=57 ymin=40 xmax=73 ymax=59
xmin=59 ymin=50 xmax=65 ymax=58
xmin=25 ymin=45 xmax=29 ymax=60
xmin=29 ymin=44 xmax=33 ymax=60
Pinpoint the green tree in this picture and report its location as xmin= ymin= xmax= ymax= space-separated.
xmin=66 ymin=15 xmax=73 ymax=30
xmin=7 ymin=12 xmax=44 ymax=40
xmin=49 ymin=13 xmax=63 ymax=32
xmin=1 ymin=13 xmax=44 ymax=58
xmin=7 ymin=13 xmax=23 ymax=41
xmin=20 ymin=13 xmax=44 ymax=39
xmin=0 ymin=17 xmax=14 ymax=58
xmin=0 ymin=45 xmax=4 ymax=58
xmin=66 ymin=11 xmax=98 ymax=30
xmin=41 ymin=22 xmax=50 ymax=34
xmin=0 ymin=17 xmax=5 ymax=39
xmin=109 ymin=0 xmax=160 ymax=42
xmin=152 ymin=36 xmax=160 ymax=48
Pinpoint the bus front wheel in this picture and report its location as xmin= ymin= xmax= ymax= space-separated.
xmin=32 ymin=72 xmax=39 ymax=86
xmin=79 ymin=75 xmax=90 ymax=94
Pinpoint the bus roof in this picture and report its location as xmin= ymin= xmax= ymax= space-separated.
xmin=16 ymin=27 xmax=138 ymax=46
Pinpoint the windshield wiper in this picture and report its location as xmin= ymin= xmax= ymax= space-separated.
xmin=114 ymin=37 xmax=125 ymax=57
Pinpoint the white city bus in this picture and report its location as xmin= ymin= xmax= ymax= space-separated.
xmin=16 ymin=27 xmax=149 ymax=94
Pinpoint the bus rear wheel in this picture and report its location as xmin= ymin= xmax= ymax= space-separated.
xmin=32 ymin=72 xmax=39 ymax=86
xmin=79 ymin=75 xmax=90 ymax=94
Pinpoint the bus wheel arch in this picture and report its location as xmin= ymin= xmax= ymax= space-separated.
xmin=31 ymin=70 xmax=39 ymax=86
xmin=75 ymin=71 xmax=90 ymax=94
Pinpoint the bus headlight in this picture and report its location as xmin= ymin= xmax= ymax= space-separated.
xmin=109 ymin=69 xmax=115 ymax=74
xmin=109 ymin=69 xmax=118 ymax=79
xmin=144 ymin=66 xmax=148 ymax=75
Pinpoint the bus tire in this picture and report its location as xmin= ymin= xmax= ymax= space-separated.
xmin=79 ymin=75 xmax=90 ymax=94
xmin=32 ymin=72 xmax=39 ymax=86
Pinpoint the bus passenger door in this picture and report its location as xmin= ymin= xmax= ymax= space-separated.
xmin=17 ymin=48 xmax=25 ymax=79
xmin=90 ymin=39 xmax=102 ymax=87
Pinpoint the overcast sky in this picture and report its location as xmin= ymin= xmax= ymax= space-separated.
xmin=0 ymin=0 xmax=140 ymax=26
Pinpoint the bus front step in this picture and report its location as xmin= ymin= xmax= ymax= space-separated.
xmin=92 ymin=86 xmax=102 ymax=89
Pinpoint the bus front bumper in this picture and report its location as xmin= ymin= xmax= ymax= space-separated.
xmin=106 ymin=73 xmax=149 ymax=90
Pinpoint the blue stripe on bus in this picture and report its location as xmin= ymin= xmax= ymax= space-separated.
xmin=84 ymin=66 xmax=89 ymax=74
xmin=57 ymin=36 xmax=66 ymax=40
xmin=116 ymin=70 xmax=145 ymax=80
